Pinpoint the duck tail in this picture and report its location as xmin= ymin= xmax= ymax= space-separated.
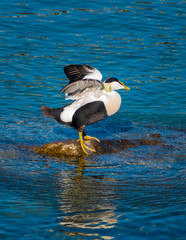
xmin=41 ymin=106 xmax=64 ymax=124
xmin=41 ymin=106 xmax=54 ymax=118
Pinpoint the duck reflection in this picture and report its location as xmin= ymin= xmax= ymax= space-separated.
xmin=56 ymin=159 xmax=118 ymax=238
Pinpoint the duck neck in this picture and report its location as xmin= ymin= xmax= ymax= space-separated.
xmin=102 ymin=83 xmax=112 ymax=92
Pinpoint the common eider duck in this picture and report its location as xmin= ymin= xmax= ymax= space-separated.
xmin=41 ymin=64 xmax=130 ymax=155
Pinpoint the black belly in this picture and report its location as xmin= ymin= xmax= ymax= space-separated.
xmin=71 ymin=101 xmax=108 ymax=131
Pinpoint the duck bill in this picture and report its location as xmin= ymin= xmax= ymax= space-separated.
xmin=119 ymin=81 xmax=130 ymax=90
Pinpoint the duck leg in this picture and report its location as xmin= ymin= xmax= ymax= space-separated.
xmin=83 ymin=130 xmax=100 ymax=142
xmin=78 ymin=132 xmax=96 ymax=155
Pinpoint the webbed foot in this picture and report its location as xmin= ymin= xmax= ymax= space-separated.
xmin=78 ymin=132 xmax=96 ymax=155
xmin=84 ymin=135 xmax=100 ymax=143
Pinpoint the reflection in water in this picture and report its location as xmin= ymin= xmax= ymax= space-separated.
xmin=56 ymin=160 xmax=118 ymax=238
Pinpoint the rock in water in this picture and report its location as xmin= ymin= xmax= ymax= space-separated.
xmin=33 ymin=139 xmax=98 ymax=157
xmin=32 ymin=134 xmax=168 ymax=158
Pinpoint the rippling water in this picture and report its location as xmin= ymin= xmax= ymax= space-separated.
xmin=0 ymin=0 xmax=185 ymax=239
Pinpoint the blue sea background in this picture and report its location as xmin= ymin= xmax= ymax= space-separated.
xmin=0 ymin=0 xmax=185 ymax=239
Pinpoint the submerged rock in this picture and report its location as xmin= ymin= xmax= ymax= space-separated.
xmin=32 ymin=134 xmax=168 ymax=158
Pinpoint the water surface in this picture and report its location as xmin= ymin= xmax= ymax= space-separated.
xmin=0 ymin=0 xmax=185 ymax=239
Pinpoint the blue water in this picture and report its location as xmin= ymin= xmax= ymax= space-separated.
xmin=0 ymin=0 xmax=185 ymax=239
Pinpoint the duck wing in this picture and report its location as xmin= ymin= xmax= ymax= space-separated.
xmin=60 ymin=79 xmax=103 ymax=100
xmin=64 ymin=64 xmax=103 ymax=83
